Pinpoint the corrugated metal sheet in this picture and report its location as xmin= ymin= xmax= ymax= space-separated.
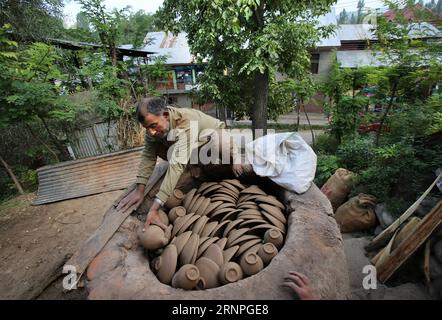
xmin=33 ymin=147 xmax=144 ymax=205
xmin=70 ymin=121 xmax=120 ymax=159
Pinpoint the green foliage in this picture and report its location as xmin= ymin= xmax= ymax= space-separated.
xmin=0 ymin=0 xmax=65 ymax=41
xmin=329 ymin=95 xmax=368 ymax=142
xmin=156 ymin=0 xmax=337 ymax=128
xmin=313 ymin=133 xmax=339 ymax=154
xmin=336 ymin=136 xmax=375 ymax=172
xmin=314 ymin=154 xmax=339 ymax=187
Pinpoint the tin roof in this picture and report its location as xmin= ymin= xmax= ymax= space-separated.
xmin=33 ymin=147 xmax=144 ymax=205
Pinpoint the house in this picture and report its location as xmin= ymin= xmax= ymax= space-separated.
xmin=336 ymin=22 xmax=442 ymax=68
xmin=142 ymin=32 xmax=202 ymax=108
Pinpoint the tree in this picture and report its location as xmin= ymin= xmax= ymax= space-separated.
xmin=77 ymin=0 xmax=128 ymax=67
xmin=370 ymin=0 xmax=442 ymax=144
xmin=357 ymin=0 xmax=366 ymax=23
xmin=119 ymin=10 xmax=158 ymax=48
xmin=0 ymin=0 xmax=65 ymax=42
xmin=339 ymin=9 xmax=349 ymax=24
xmin=156 ymin=0 xmax=336 ymax=136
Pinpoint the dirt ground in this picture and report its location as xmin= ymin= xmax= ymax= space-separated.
xmin=0 ymin=190 xmax=123 ymax=299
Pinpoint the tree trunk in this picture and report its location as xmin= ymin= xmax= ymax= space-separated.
xmin=302 ymin=99 xmax=315 ymax=146
xmin=25 ymin=123 xmax=59 ymax=162
xmin=38 ymin=116 xmax=69 ymax=161
xmin=376 ymin=81 xmax=397 ymax=146
xmin=218 ymin=105 xmax=227 ymax=125
xmin=0 ymin=156 xmax=24 ymax=195
xmin=252 ymin=70 xmax=269 ymax=138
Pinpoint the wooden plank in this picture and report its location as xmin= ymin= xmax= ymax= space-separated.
xmin=376 ymin=201 xmax=442 ymax=283
xmin=366 ymin=172 xmax=442 ymax=252
xmin=63 ymin=160 xmax=168 ymax=280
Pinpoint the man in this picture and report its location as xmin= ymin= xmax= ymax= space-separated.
xmin=117 ymin=97 xmax=248 ymax=228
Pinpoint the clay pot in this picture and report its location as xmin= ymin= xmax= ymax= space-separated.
xmin=155 ymin=244 xmax=178 ymax=285
xmin=263 ymin=229 xmax=284 ymax=249
xmin=191 ymin=215 xmax=209 ymax=235
xmin=258 ymin=203 xmax=286 ymax=224
xmin=195 ymin=257 xmax=220 ymax=289
xmin=202 ymin=244 xmax=224 ymax=266
xmin=165 ymin=189 xmax=184 ymax=209
xmin=138 ymin=225 xmax=171 ymax=251
xmin=197 ymin=237 xmax=220 ymax=258
xmin=158 ymin=209 xmax=170 ymax=225
xmin=223 ymin=245 xmax=240 ymax=262
xmin=257 ymin=243 xmax=278 ymax=265
xmin=168 ymin=206 xmax=186 ymax=224
xmin=240 ymin=185 xmax=266 ymax=195
xmin=255 ymin=195 xmax=285 ymax=210
xmin=239 ymin=252 xmax=264 ymax=276
xmin=171 ymin=264 xmax=200 ymax=290
xmin=182 ymin=188 xmax=197 ymax=210
xmin=235 ymin=239 xmax=262 ymax=259
xmin=219 ymin=262 xmax=243 ymax=284
xmin=179 ymin=233 xmax=199 ymax=265
xmin=171 ymin=230 xmax=192 ymax=255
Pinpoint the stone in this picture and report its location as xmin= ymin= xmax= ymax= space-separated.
xmin=415 ymin=196 xmax=441 ymax=218
xmin=374 ymin=226 xmax=383 ymax=236
xmin=375 ymin=203 xmax=394 ymax=229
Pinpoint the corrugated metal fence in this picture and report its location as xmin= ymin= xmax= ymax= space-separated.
xmin=69 ymin=121 xmax=120 ymax=159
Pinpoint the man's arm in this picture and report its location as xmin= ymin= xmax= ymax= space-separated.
xmin=116 ymin=134 xmax=157 ymax=212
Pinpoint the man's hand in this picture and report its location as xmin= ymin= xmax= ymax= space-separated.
xmin=142 ymin=200 xmax=166 ymax=232
xmin=282 ymin=271 xmax=321 ymax=300
xmin=116 ymin=184 xmax=145 ymax=213
xmin=232 ymin=164 xmax=244 ymax=177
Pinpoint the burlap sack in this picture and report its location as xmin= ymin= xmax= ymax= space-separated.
xmin=335 ymin=193 xmax=377 ymax=233
xmin=321 ymin=168 xmax=354 ymax=212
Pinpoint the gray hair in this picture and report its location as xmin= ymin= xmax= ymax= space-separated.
xmin=136 ymin=97 xmax=167 ymax=123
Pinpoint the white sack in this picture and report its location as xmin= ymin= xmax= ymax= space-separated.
xmin=245 ymin=132 xmax=317 ymax=194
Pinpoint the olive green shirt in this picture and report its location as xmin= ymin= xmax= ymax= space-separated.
xmin=136 ymin=106 xmax=240 ymax=203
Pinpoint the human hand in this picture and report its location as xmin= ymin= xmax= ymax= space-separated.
xmin=142 ymin=208 xmax=167 ymax=232
xmin=116 ymin=186 xmax=145 ymax=212
xmin=282 ymin=271 xmax=320 ymax=300
xmin=232 ymin=164 xmax=244 ymax=177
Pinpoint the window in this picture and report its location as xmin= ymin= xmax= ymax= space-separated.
xmin=310 ymin=53 xmax=320 ymax=74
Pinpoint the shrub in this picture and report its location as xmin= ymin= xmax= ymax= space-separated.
xmin=314 ymin=154 xmax=339 ymax=187
xmin=313 ymin=133 xmax=339 ymax=155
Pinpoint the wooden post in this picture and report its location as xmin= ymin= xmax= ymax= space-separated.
xmin=0 ymin=156 xmax=24 ymax=195
xmin=376 ymin=201 xmax=442 ymax=283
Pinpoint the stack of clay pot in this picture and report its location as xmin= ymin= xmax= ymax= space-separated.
xmin=141 ymin=179 xmax=286 ymax=290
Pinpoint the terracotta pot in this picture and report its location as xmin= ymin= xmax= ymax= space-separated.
xmin=223 ymin=245 xmax=240 ymax=262
xmin=257 ymin=243 xmax=278 ymax=265
xmin=201 ymin=243 xmax=224 ymax=266
xmin=158 ymin=209 xmax=170 ymax=225
xmin=239 ymin=252 xmax=264 ymax=276
xmin=168 ymin=206 xmax=186 ymax=224
xmin=263 ymin=229 xmax=284 ymax=249
xmin=155 ymin=244 xmax=178 ymax=285
xmin=219 ymin=262 xmax=243 ymax=284
xmin=165 ymin=189 xmax=184 ymax=209
xmin=138 ymin=225 xmax=170 ymax=251
xmin=171 ymin=230 xmax=192 ymax=255
xmin=171 ymin=264 xmax=200 ymax=290
xmin=179 ymin=233 xmax=199 ymax=266
xmin=195 ymin=257 xmax=220 ymax=289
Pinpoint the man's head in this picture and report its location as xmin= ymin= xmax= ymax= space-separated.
xmin=136 ymin=97 xmax=170 ymax=139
